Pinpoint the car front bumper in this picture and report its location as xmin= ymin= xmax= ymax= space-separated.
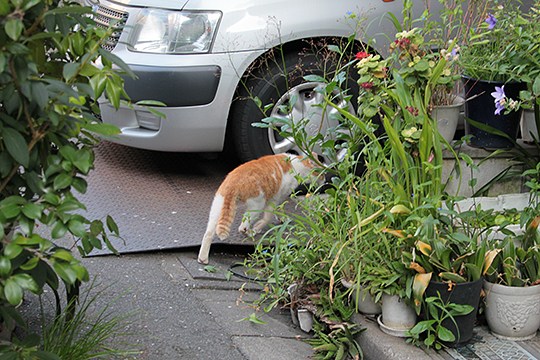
xmin=99 ymin=50 xmax=258 ymax=152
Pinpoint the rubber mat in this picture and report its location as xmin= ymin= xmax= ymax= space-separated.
xmin=78 ymin=142 xmax=254 ymax=255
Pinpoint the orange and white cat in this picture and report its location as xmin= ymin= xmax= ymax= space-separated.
xmin=197 ymin=153 xmax=320 ymax=264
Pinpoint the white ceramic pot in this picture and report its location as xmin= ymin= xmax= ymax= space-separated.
xmin=520 ymin=109 xmax=537 ymax=143
xmin=380 ymin=294 xmax=416 ymax=335
xmin=355 ymin=288 xmax=382 ymax=315
xmin=433 ymin=96 xmax=464 ymax=143
xmin=342 ymin=280 xmax=382 ymax=315
xmin=453 ymin=193 xmax=533 ymax=241
xmin=483 ymin=280 xmax=540 ymax=340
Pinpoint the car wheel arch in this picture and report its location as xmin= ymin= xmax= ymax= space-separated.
xmin=224 ymin=36 xmax=370 ymax=162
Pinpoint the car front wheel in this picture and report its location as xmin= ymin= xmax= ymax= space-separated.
xmin=230 ymin=46 xmax=358 ymax=163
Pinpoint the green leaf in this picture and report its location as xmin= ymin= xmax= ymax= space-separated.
xmin=0 ymin=256 xmax=12 ymax=277
xmin=52 ymin=249 xmax=74 ymax=262
xmin=22 ymin=203 xmax=43 ymax=220
xmin=71 ymin=177 xmax=88 ymax=193
xmin=0 ymin=202 xmax=21 ymax=219
xmin=237 ymin=312 xmax=267 ymax=325
xmin=4 ymin=243 xmax=22 ymax=259
xmin=46 ymin=5 xmax=92 ymax=15
xmin=303 ymin=74 xmax=327 ymax=82
xmin=68 ymin=219 xmax=87 ymax=237
xmin=135 ymin=100 xmax=167 ymax=107
xmin=0 ymin=1 xmax=9 ymax=16
xmin=72 ymin=150 xmax=92 ymax=174
xmin=52 ymin=261 xmax=78 ymax=284
xmin=20 ymin=257 xmax=39 ymax=271
xmin=58 ymin=146 xmax=78 ymax=163
xmin=12 ymin=273 xmax=39 ymax=293
xmin=89 ymin=73 xmax=107 ymax=98
xmin=532 ymin=75 xmax=540 ymax=96
xmin=448 ymin=303 xmax=474 ymax=316
xmin=79 ymin=63 xmax=100 ymax=77
xmin=22 ymin=0 xmax=41 ymax=11
xmin=82 ymin=122 xmax=121 ymax=136
xmin=30 ymin=81 xmax=49 ymax=109
xmin=51 ymin=221 xmax=68 ymax=239
xmin=105 ymin=78 xmax=122 ymax=109
xmin=5 ymin=19 xmax=24 ymax=40
xmin=72 ymin=264 xmax=89 ymax=282
xmin=4 ymin=278 xmax=23 ymax=305
xmin=437 ymin=326 xmax=456 ymax=342
xmin=3 ymin=127 xmax=29 ymax=167
xmin=62 ymin=62 xmax=79 ymax=82
xmin=53 ymin=173 xmax=72 ymax=190
xmin=408 ymin=320 xmax=435 ymax=335
xmin=106 ymin=215 xmax=119 ymax=235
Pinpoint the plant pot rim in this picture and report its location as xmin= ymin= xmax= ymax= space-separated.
xmin=429 ymin=277 xmax=483 ymax=287
xmin=377 ymin=315 xmax=411 ymax=337
xmin=483 ymin=279 xmax=540 ymax=294
xmin=461 ymin=74 xmax=525 ymax=85
xmin=433 ymin=95 xmax=465 ymax=108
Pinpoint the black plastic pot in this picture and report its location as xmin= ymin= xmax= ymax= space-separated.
xmin=424 ymin=278 xmax=482 ymax=345
xmin=462 ymin=76 xmax=526 ymax=149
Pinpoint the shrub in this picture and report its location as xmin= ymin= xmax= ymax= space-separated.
xmin=0 ymin=0 xmax=133 ymax=349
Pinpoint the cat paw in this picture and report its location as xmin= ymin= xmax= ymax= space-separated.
xmin=252 ymin=221 xmax=268 ymax=233
xmin=197 ymin=256 xmax=209 ymax=265
xmin=238 ymin=223 xmax=249 ymax=234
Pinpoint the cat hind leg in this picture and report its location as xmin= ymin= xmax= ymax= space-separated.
xmin=252 ymin=204 xmax=275 ymax=233
xmin=239 ymin=196 xmax=265 ymax=235
xmin=198 ymin=195 xmax=224 ymax=264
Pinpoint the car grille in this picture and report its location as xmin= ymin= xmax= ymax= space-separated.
xmin=93 ymin=5 xmax=128 ymax=52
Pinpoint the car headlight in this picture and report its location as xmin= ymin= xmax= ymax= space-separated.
xmin=128 ymin=9 xmax=221 ymax=54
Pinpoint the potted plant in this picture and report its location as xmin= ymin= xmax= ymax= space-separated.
xmin=482 ymin=166 xmax=540 ymax=340
xmin=359 ymin=219 xmax=417 ymax=336
xmin=458 ymin=3 xmax=535 ymax=149
xmin=513 ymin=1 xmax=540 ymax=143
xmin=344 ymin=12 xmax=463 ymax=335
xmin=402 ymin=210 xmax=498 ymax=347
xmin=483 ymin=217 xmax=540 ymax=340
xmin=386 ymin=25 xmax=464 ymax=144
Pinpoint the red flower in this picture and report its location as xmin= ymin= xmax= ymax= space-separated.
xmin=406 ymin=106 xmax=419 ymax=116
xmin=355 ymin=51 xmax=369 ymax=60
xmin=360 ymin=82 xmax=374 ymax=90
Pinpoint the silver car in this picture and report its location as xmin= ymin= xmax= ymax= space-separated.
xmin=87 ymin=0 xmax=435 ymax=162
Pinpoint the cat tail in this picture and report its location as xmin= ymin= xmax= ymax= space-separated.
xmin=215 ymin=192 xmax=237 ymax=240
xmin=197 ymin=194 xmax=225 ymax=264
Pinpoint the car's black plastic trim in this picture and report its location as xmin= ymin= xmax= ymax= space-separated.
xmin=122 ymin=65 xmax=221 ymax=107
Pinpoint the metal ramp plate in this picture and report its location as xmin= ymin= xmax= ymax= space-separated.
xmin=78 ymin=142 xmax=254 ymax=255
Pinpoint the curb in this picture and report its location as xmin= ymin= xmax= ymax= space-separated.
xmin=352 ymin=314 xmax=444 ymax=360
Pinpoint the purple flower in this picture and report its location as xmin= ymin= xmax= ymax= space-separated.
xmin=486 ymin=13 xmax=497 ymax=30
xmin=491 ymin=85 xmax=506 ymax=115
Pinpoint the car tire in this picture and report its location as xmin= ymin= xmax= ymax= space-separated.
xmin=230 ymin=45 xmax=359 ymax=163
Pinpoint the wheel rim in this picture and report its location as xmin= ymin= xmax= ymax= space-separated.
xmin=267 ymin=82 xmax=354 ymax=162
